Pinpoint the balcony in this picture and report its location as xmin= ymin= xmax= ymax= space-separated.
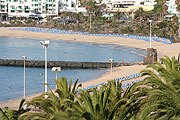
xmin=0 ymin=7 xmax=7 ymax=10
xmin=0 ymin=10 xmax=7 ymax=13
xmin=11 ymin=7 xmax=16 ymax=10
xmin=17 ymin=8 xmax=23 ymax=10
xmin=0 ymin=3 xmax=7 ymax=6
xmin=25 ymin=8 xmax=31 ymax=10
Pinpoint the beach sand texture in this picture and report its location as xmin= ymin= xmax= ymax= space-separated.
xmin=0 ymin=27 xmax=179 ymax=109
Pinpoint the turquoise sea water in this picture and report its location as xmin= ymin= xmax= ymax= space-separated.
xmin=0 ymin=37 xmax=146 ymax=102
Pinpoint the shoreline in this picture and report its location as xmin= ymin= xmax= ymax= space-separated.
xmin=0 ymin=27 xmax=180 ymax=109
xmin=1 ymin=27 xmax=179 ymax=58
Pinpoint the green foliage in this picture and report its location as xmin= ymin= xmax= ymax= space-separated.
xmin=176 ymin=0 xmax=180 ymax=12
xmin=113 ymin=28 xmax=118 ymax=33
xmin=167 ymin=16 xmax=179 ymax=41
xmin=155 ymin=29 xmax=169 ymax=37
xmin=26 ymin=19 xmax=32 ymax=24
xmin=135 ymin=24 xmax=145 ymax=33
xmin=156 ymin=20 xmax=168 ymax=29
xmin=15 ymin=20 xmax=22 ymax=24
xmin=0 ymin=99 xmax=29 ymax=120
xmin=19 ymin=77 xmax=82 ymax=120
xmin=137 ymin=54 xmax=180 ymax=119
xmin=109 ymin=21 xmax=122 ymax=27
xmin=134 ymin=7 xmax=144 ymax=20
xmin=0 ymin=108 xmax=9 ymax=120
xmin=153 ymin=0 xmax=168 ymax=20
xmin=52 ymin=80 xmax=144 ymax=120
xmin=121 ymin=26 xmax=134 ymax=34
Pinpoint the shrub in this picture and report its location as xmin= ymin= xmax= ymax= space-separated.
xmin=26 ymin=19 xmax=32 ymax=24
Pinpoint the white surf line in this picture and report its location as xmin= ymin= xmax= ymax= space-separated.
xmin=123 ymin=49 xmax=145 ymax=57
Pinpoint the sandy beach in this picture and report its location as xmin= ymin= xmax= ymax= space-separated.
xmin=0 ymin=27 xmax=180 ymax=109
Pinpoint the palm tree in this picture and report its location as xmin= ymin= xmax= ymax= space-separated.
xmin=168 ymin=16 xmax=179 ymax=41
xmin=175 ymin=0 xmax=180 ymax=42
xmin=52 ymin=80 xmax=145 ymax=120
xmin=0 ymin=108 xmax=10 ymax=120
xmin=106 ymin=80 xmax=146 ymax=120
xmin=52 ymin=86 xmax=127 ymax=120
xmin=0 ymin=99 xmax=29 ymax=120
xmin=136 ymin=54 xmax=180 ymax=120
xmin=134 ymin=7 xmax=144 ymax=21
xmin=19 ymin=77 xmax=82 ymax=120
xmin=73 ymin=12 xmax=84 ymax=26
xmin=153 ymin=0 xmax=168 ymax=20
xmin=175 ymin=0 xmax=180 ymax=12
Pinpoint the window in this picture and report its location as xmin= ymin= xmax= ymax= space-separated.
xmin=11 ymin=6 xmax=15 ymax=9
xmin=1 ymin=6 xmax=5 ymax=9
xmin=11 ymin=10 xmax=15 ymax=13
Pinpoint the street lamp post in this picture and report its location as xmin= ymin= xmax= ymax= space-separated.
xmin=40 ymin=40 xmax=50 ymax=94
xmin=85 ymin=6 xmax=92 ymax=32
xmin=51 ymin=67 xmax=61 ymax=89
xmin=109 ymin=59 xmax=114 ymax=80
xmin=40 ymin=72 xmax=44 ymax=92
xmin=149 ymin=20 xmax=152 ymax=48
xmin=90 ymin=12 xmax=92 ymax=31
xmin=22 ymin=56 xmax=27 ymax=99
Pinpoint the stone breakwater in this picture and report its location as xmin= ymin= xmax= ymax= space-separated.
xmin=0 ymin=59 xmax=143 ymax=69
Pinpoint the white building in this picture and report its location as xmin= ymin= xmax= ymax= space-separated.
xmin=166 ymin=0 xmax=179 ymax=15
xmin=103 ymin=0 xmax=155 ymax=13
xmin=0 ymin=0 xmax=86 ymax=21
xmin=59 ymin=0 xmax=86 ymax=13
xmin=101 ymin=0 xmax=155 ymax=6
xmin=7 ymin=0 xmax=59 ymax=18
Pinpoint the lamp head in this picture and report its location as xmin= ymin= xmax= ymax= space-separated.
xmin=40 ymin=41 xmax=44 ymax=46
xmin=40 ymin=40 xmax=50 ymax=46
xmin=22 ymin=56 xmax=27 ymax=60
xmin=109 ymin=58 xmax=114 ymax=62
xmin=52 ymin=67 xmax=61 ymax=72
xmin=149 ymin=20 xmax=152 ymax=23
xmin=44 ymin=40 xmax=50 ymax=45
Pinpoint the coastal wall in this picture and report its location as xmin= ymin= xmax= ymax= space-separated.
xmin=0 ymin=59 xmax=143 ymax=69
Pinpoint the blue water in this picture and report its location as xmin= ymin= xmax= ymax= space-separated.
xmin=0 ymin=37 xmax=145 ymax=62
xmin=0 ymin=37 xmax=146 ymax=102
xmin=0 ymin=66 xmax=107 ymax=102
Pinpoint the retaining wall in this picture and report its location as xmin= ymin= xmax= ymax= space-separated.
xmin=0 ymin=59 xmax=143 ymax=69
